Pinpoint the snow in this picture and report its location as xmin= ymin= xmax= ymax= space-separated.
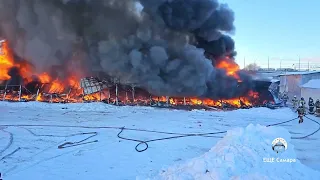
xmin=300 ymin=79 xmax=320 ymax=89
xmin=156 ymin=124 xmax=320 ymax=180
xmin=1 ymin=102 xmax=320 ymax=180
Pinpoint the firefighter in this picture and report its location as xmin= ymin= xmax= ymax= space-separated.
xmin=282 ymin=93 xmax=289 ymax=106
xmin=296 ymin=102 xmax=306 ymax=123
xmin=299 ymin=97 xmax=306 ymax=107
xmin=308 ymin=97 xmax=315 ymax=114
xmin=315 ymin=99 xmax=320 ymax=116
xmin=292 ymin=95 xmax=298 ymax=109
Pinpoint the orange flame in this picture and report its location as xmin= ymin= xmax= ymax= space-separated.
xmin=0 ymin=41 xmax=14 ymax=80
xmin=216 ymin=59 xmax=241 ymax=80
xmin=38 ymin=73 xmax=51 ymax=83
xmin=0 ymin=40 xmax=264 ymax=107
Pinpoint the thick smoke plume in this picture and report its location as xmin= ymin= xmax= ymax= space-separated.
xmin=0 ymin=0 xmax=253 ymax=99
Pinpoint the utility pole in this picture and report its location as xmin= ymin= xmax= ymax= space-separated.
xmin=243 ymin=57 xmax=246 ymax=69
xmin=280 ymin=60 xmax=282 ymax=70
xmin=268 ymin=56 xmax=270 ymax=70
xmin=308 ymin=61 xmax=310 ymax=71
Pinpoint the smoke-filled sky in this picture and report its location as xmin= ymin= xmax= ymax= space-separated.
xmin=221 ymin=0 xmax=320 ymax=69
xmin=0 ymin=0 xmax=255 ymax=99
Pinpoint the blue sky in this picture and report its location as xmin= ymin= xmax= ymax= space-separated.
xmin=220 ymin=0 xmax=320 ymax=68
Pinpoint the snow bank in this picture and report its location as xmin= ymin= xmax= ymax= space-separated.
xmin=155 ymin=124 xmax=320 ymax=180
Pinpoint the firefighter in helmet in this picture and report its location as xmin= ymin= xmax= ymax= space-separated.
xmin=292 ymin=95 xmax=299 ymax=109
xmin=282 ymin=93 xmax=289 ymax=106
xmin=299 ymin=97 xmax=306 ymax=107
xmin=308 ymin=97 xmax=315 ymax=114
xmin=296 ymin=102 xmax=306 ymax=123
xmin=315 ymin=99 xmax=320 ymax=108
xmin=315 ymin=99 xmax=320 ymax=116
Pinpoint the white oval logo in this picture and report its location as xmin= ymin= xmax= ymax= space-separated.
xmin=272 ymin=138 xmax=287 ymax=153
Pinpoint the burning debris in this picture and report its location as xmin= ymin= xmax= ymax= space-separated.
xmin=0 ymin=0 xmax=273 ymax=110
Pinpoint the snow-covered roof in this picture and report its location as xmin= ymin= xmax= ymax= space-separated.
xmin=300 ymin=79 xmax=320 ymax=89
xmin=278 ymin=71 xmax=320 ymax=76
xmin=270 ymin=79 xmax=280 ymax=83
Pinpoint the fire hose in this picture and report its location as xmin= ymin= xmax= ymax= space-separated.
xmin=294 ymin=115 xmax=320 ymax=139
xmin=118 ymin=117 xmax=300 ymax=152
xmin=0 ymin=115 xmax=319 ymax=153
xmin=117 ymin=115 xmax=320 ymax=152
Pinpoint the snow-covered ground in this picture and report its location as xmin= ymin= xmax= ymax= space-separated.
xmin=0 ymin=102 xmax=320 ymax=180
xmin=157 ymin=124 xmax=320 ymax=180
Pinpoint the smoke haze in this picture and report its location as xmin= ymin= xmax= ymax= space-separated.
xmin=0 ymin=0 xmax=253 ymax=99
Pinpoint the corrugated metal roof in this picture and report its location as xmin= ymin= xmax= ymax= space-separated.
xmin=277 ymin=71 xmax=320 ymax=76
xmin=300 ymin=79 xmax=320 ymax=89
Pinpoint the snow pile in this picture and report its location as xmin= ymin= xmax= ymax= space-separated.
xmin=155 ymin=124 xmax=320 ymax=180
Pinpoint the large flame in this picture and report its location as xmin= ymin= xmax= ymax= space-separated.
xmin=0 ymin=40 xmax=14 ymax=80
xmin=0 ymin=40 xmax=266 ymax=108
xmin=216 ymin=59 xmax=241 ymax=80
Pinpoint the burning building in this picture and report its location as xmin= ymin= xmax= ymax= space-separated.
xmin=0 ymin=0 xmax=273 ymax=109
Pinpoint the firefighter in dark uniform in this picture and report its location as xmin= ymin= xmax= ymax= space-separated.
xmin=282 ymin=93 xmax=289 ymax=106
xmin=315 ymin=99 xmax=320 ymax=116
xmin=296 ymin=102 xmax=306 ymax=123
xmin=308 ymin=97 xmax=315 ymax=114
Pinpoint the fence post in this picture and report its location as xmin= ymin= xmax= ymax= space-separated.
xmin=18 ymin=85 xmax=22 ymax=101
xmin=115 ymin=84 xmax=118 ymax=105
xmin=3 ymin=85 xmax=7 ymax=101
xmin=108 ymin=88 xmax=110 ymax=104
xmin=132 ymin=86 xmax=135 ymax=103
xmin=36 ymin=89 xmax=39 ymax=101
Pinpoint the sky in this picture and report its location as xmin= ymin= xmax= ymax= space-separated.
xmin=220 ymin=0 xmax=320 ymax=69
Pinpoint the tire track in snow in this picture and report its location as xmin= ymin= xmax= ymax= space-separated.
xmin=0 ymin=127 xmax=13 ymax=155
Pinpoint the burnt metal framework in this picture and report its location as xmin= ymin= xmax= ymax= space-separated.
xmin=0 ymin=76 xmax=259 ymax=110
xmin=0 ymin=85 xmax=34 ymax=101
xmin=79 ymin=77 xmax=253 ymax=109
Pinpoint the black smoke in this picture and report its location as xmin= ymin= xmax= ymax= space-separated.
xmin=0 ymin=0 xmax=253 ymax=99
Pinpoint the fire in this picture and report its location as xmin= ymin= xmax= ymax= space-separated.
xmin=38 ymin=73 xmax=51 ymax=83
xmin=0 ymin=39 xmax=269 ymax=109
xmin=0 ymin=40 xmax=14 ymax=80
xmin=16 ymin=61 xmax=33 ymax=82
xmin=48 ymin=80 xmax=64 ymax=93
xmin=216 ymin=59 xmax=241 ymax=80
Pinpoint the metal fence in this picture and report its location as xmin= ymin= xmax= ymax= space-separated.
xmin=238 ymin=57 xmax=320 ymax=71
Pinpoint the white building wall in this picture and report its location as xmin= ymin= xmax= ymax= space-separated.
xmin=279 ymin=72 xmax=320 ymax=100
xmin=301 ymin=88 xmax=320 ymax=101
xmin=279 ymin=75 xmax=302 ymax=99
